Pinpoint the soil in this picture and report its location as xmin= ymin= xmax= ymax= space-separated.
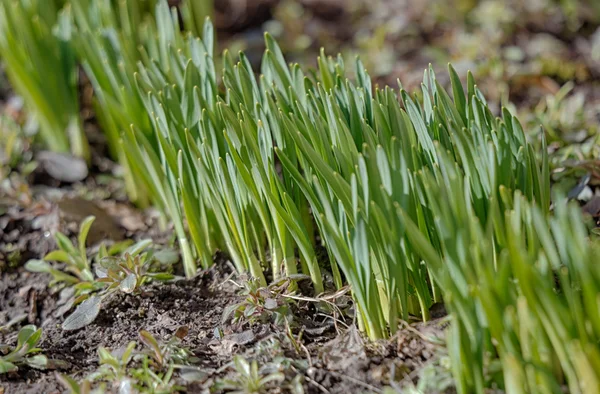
xmin=0 ymin=249 xmax=446 ymax=393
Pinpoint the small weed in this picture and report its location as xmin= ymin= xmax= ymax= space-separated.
xmin=139 ymin=327 xmax=198 ymax=369
xmin=223 ymin=276 xmax=303 ymax=327
xmin=59 ymin=329 xmax=195 ymax=394
xmin=25 ymin=216 xmax=100 ymax=293
xmin=95 ymin=247 xmax=176 ymax=295
xmin=56 ymin=375 xmax=103 ymax=394
xmin=212 ymin=330 xmax=312 ymax=393
xmin=384 ymin=354 xmax=455 ymax=394
xmin=216 ymin=355 xmax=285 ymax=394
xmin=0 ymin=325 xmax=64 ymax=373
xmin=25 ymin=216 xmax=179 ymax=330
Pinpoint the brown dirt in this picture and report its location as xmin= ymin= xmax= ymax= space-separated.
xmin=1 ymin=247 xmax=447 ymax=394
xmin=0 ymin=265 xmax=239 ymax=393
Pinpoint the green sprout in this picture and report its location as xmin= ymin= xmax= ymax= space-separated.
xmin=56 ymin=375 xmax=103 ymax=394
xmin=95 ymin=250 xmax=176 ymax=295
xmin=138 ymin=328 xmax=198 ymax=369
xmin=0 ymin=325 xmax=58 ymax=373
xmin=216 ymin=356 xmax=285 ymax=394
xmin=25 ymin=216 xmax=99 ymax=293
xmin=222 ymin=276 xmax=299 ymax=327
xmin=59 ymin=329 xmax=194 ymax=394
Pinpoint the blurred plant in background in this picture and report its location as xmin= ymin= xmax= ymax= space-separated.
xmin=0 ymin=0 xmax=89 ymax=161
xmin=263 ymin=0 xmax=599 ymax=111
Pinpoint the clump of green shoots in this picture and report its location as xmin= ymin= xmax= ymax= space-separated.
xmin=128 ymin=16 xmax=329 ymax=292
xmin=134 ymin=24 xmax=596 ymax=392
xmin=77 ymin=9 xmax=600 ymax=391
xmin=0 ymin=0 xmax=89 ymax=161
xmin=69 ymin=0 xmax=187 ymax=207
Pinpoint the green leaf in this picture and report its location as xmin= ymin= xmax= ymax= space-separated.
xmin=448 ymin=63 xmax=467 ymax=124
xmin=233 ymin=356 xmax=251 ymax=376
xmin=56 ymin=374 xmax=83 ymax=393
xmin=125 ymin=239 xmax=152 ymax=257
xmin=147 ymin=273 xmax=175 ymax=281
xmin=62 ymin=295 xmax=102 ymax=331
xmin=26 ymin=354 xmax=49 ymax=370
xmin=43 ymin=250 xmax=70 ymax=262
xmin=98 ymin=256 xmax=119 ymax=272
xmin=25 ymin=259 xmax=52 ymax=273
xmin=139 ymin=330 xmax=160 ymax=356
xmin=119 ymin=273 xmax=137 ymax=293
xmin=107 ymin=240 xmax=134 ymax=256
xmin=54 ymin=232 xmax=77 ymax=256
xmin=17 ymin=325 xmax=40 ymax=350
xmin=78 ymin=216 xmax=95 ymax=256
xmin=97 ymin=347 xmax=119 ymax=368
xmin=153 ymin=249 xmax=179 ymax=265
xmin=0 ymin=359 xmax=17 ymax=374
xmin=121 ymin=341 xmax=136 ymax=364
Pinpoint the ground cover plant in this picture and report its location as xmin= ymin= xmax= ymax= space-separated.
xmin=1 ymin=325 xmax=49 ymax=373
xmin=25 ymin=215 xmax=177 ymax=331
xmin=1 ymin=0 xmax=600 ymax=393
xmin=57 ymin=328 xmax=197 ymax=393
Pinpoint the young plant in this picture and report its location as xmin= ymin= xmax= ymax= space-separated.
xmin=25 ymin=216 xmax=98 ymax=294
xmin=0 ymin=325 xmax=54 ymax=373
xmin=138 ymin=328 xmax=198 ymax=369
xmin=25 ymin=215 xmax=177 ymax=330
xmin=61 ymin=240 xmax=177 ymax=331
xmin=57 ymin=375 xmax=104 ymax=394
xmin=85 ymin=342 xmax=138 ymax=392
xmin=131 ymin=20 xmax=330 ymax=291
xmin=0 ymin=0 xmax=89 ymax=161
xmin=61 ymin=330 xmax=193 ymax=393
xmin=95 ymin=247 xmax=176 ymax=295
xmin=222 ymin=276 xmax=298 ymax=327
xmin=216 ymin=355 xmax=285 ymax=394
xmin=69 ymin=0 xmax=180 ymax=207
xmin=131 ymin=329 xmax=194 ymax=392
